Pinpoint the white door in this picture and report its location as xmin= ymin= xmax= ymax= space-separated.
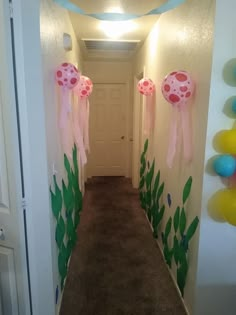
xmin=88 ymin=84 xmax=127 ymax=176
xmin=0 ymin=1 xmax=30 ymax=314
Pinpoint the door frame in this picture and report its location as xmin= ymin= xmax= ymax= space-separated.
xmin=132 ymin=69 xmax=145 ymax=188
xmin=0 ymin=1 xmax=31 ymax=314
xmin=10 ymin=1 xmax=55 ymax=314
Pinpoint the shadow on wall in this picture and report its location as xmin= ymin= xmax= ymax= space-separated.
xmin=196 ymin=285 xmax=236 ymax=315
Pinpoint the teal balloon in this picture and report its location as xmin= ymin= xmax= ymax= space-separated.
xmin=232 ymin=99 xmax=236 ymax=113
xmin=213 ymin=155 xmax=236 ymax=177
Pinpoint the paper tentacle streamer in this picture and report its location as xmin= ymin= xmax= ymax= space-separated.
xmin=167 ymin=103 xmax=192 ymax=168
xmin=73 ymin=104 xmax=87 ymax=166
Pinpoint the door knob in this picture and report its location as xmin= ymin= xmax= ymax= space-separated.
xmin=121 ymin=136 xmax=125 ymax=140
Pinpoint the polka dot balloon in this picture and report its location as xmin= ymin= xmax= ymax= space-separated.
xmin=55 ymin=62 xmax=80 ymax=89
xmin=161 ymin=71 xmax=194 ymax=108
xmin=74 ymin=75 xmax=93 ymax=98
xmin=137 ymin=78 xmax=155 ymax=96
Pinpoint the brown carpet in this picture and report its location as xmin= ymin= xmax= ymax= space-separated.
xmin=60 ymin=177 xmax=186 ymax=315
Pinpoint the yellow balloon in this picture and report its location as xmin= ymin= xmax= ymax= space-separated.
xmin=214 ymin=130 xmax=236 ymax=154
xmin=209 ymin=189 xmax=236 ymax=226
xmin=208 ymin=192 xmax=226 ymax=222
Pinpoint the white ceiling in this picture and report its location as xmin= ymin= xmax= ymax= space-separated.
xmin=69 ymin=0 xmax=166 ymax=60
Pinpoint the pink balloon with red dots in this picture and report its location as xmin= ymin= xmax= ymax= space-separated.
xmin=161 ymin=71 xmax=194 ymax=108
xmin=137 ymin=78 xmax=155 ymax=96
xmin=55 ymin=62 xmax=80 ymax=89
xmin=74 ymin=75 xmax=93 ymax=98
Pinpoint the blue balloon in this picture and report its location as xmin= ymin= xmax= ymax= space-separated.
xmin=213 ymin=155 xmax=236 ymax=177
xmin=232 ymin=99 xmax=236 ymax=113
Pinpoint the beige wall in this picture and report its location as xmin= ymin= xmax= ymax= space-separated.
xmin=133 ymin=0 xmax=215 ymax=313
xmin=40 ymin=1 xmax=83 ymax=312
xmin=83 ymin=61 xmax=133 ymax=177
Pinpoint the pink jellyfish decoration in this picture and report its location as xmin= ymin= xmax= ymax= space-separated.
xmin=73 ymin=75 xmax=93 ymax=166
xmin=137 ymin=78 xmax=155 ymax=135
xmin=161 ymin=70 xmax=195 ymax=168
xmin=55 ymin=62 xmax=80 ymax=129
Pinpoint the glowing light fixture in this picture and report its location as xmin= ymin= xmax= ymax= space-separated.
xmin=106 ymin=6 xmax=124 ymax=13
xmin=99 ymin=20 xmax=137 ymax=39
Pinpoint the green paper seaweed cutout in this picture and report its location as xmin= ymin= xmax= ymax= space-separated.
xmin=50 ymin=144 xmax=83 ymax=290
xmin=139 ymin=139 xmax=165 ymax=239
xmin=139 ymin=141 xmax=199 ymax=297
xmin=162 ymin=176 xmax=199 ymax=296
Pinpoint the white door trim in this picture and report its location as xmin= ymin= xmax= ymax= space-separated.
xmin=11 ymin=1 xmax=55 ymax=314
xmin=0 ymin=1 xmax=32 ymax=314
xmin=132 ymin=69 xmax=145 ymax=188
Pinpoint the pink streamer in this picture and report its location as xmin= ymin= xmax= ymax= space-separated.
xmin=181 ymin=104 xmax=192 ymax=163
xmin=73 ymin=109 xmax=87 ymax=166
xmin=61 ymin=121 xmax=73 ymax=159
xmin=167 ymin=107 xmax=178 ymax=168
xmin=167 ymin=102 xmax=192 ymax=168
xmin=59 ymin=87 xmax=70 ymax=129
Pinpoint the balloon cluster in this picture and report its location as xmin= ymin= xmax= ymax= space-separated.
xmin=55 ymin=63 xmax=93 ymax=98
xmin=210 ymin=99 xmax=236 ymax=226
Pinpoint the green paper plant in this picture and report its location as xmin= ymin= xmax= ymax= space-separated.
xmin=50 ymin=144 xmax=83 ymax=290
xmin=151 ymin=170 xmax=165 ymax=239
xmin=161 ymin=176 xmax=199 ymax=296
xmin=161 ymin=216 xmax=173 ymax=268
xmin=139 ymin=139 xmax=148 ymax=210
xmin=139 ymin=141 xmax=199 ymax=296
xmin=139 ymin=139 xmax=165 ymax=239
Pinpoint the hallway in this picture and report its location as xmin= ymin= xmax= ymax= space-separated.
xmin=60 ymin=177 xmax=186 ymax=315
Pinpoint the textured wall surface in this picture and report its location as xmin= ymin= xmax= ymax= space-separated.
xmin=195 ymin=1 xmax=236 ymax=314
xmin=40 ymin=1 xmax=83 ymax=313
xmin=133 ymin=1 xmax=215 ymax=313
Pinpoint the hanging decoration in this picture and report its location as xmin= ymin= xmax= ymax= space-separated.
xmin=55 ymin=62 xmax=80 ymax=129
xmin=161 ymin=70 xmax=195 ymax=168
xmin=137 ymin=78 xmax=155 ymax=135
xmin=73 ymin=75 xmax=93 ymax=166
xmin=54 ymin=0 xmax=187 ymax=21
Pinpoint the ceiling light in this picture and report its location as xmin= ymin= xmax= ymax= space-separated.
xmin=99 ymin=21 xmax=137 ymax=39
